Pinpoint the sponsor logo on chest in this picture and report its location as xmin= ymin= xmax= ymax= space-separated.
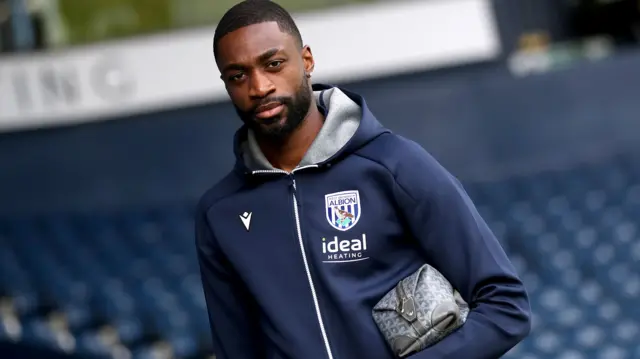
xmin=321 ymin=233 xmax=368 ymax=263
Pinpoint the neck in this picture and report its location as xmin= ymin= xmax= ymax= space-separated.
xmin=257 ymin=105 xmax=324 ymax=172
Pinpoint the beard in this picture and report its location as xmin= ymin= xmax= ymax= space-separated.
xmin=234 ymin=76 xmax=312 ymax=142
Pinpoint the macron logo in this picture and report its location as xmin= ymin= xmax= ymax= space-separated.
xmin=239 ymin=212 xmax=252 ymax=231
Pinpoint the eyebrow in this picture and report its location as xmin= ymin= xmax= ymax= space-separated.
xmin=222 ymin=47 xmax=282 ymax=73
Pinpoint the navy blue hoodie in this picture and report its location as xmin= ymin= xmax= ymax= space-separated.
xmin=196 ymin=84 xmax=531 ymax=359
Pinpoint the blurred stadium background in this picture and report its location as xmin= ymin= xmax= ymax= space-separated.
xmin=1 ymin=0 xmax=640 ymax=358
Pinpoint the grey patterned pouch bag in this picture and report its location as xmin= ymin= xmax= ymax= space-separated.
xmin=372 ymin=264 xmax=470 ymax=358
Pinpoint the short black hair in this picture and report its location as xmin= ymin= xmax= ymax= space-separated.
xmin=213 ymin=1 xmax=303 ymax=62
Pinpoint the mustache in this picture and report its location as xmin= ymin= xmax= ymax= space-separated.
xmin=249 ymin=96 xmax=291 ymax=114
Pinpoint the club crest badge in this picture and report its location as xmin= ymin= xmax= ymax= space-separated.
xmin=325 ymin=190 xmax=361 ymax=231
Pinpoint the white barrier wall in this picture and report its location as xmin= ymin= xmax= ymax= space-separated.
xmin=0 ymin=0 xmax=499 ymax=132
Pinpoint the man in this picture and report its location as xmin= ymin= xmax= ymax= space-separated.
xmin=196 ymin=1 xmax=531 ymax=358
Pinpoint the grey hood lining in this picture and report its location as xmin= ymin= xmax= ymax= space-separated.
xmin=242 ymin=87 xmax=361 ymax=171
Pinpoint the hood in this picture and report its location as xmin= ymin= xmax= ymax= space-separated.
xmin=233 ymin=83 xmax=390 ymax=174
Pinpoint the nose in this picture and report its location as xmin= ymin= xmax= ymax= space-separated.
xmin=248 ymin=71 xmax=275 ymax=99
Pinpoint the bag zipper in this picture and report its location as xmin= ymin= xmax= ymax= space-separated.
xmin=396 ymin=280 xmax=416 ymax=320
xmin=252 ymin=166 xmax=334 ymax=359
xmin=397 ymin=280 xmax=409 ymax=314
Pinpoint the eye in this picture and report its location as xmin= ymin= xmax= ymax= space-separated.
xmin=229 ymin=72 xmax=245 ymax=82
xmin=267 ymin=60 xmax=283 ymax=68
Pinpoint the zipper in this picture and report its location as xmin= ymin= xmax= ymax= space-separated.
xmin=252 ymin=165 xmax=334 ymax=359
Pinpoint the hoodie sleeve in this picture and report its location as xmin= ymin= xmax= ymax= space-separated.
xmin=195 ymin=204 xmax=264 ymax=359
xmin=391 ymin=140 xmax=531 ymax=359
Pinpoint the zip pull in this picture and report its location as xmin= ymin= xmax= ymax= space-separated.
xmin=290 ymin=175 xmax=297 ymax=191
xmin=396 ymin=282 xmax=417 ymax=321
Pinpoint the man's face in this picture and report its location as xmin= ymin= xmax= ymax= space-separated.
xmin=216 ymin=22 xmax=315 ymax=141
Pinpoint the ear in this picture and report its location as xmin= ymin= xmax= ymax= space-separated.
xmin=301 ymin=45 xmax=315 ymax=76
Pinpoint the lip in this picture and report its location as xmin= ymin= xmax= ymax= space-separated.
xmin=255 ymin=103 xmax=284 ymax=119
